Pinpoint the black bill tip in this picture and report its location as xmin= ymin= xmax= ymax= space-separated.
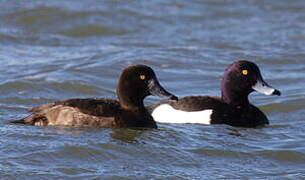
xmin=273 ymin=89 xmax=281 ymax=96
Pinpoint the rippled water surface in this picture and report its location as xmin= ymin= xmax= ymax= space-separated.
xmin=1 ymin=0 xmax=305 ymax=179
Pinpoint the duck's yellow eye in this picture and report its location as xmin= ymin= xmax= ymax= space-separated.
xmin=140 ymin=75 xmax=146 ymax=80
xmin=242 ymin=69 xmax=248 ymax=75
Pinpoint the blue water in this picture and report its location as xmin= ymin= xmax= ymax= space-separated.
xmin=1 ymin=0 xmax=305 ymax=179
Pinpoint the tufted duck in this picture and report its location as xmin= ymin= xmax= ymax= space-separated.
xmin=12 ymin=65 xmax=177 ymax=128
xmin=150 ymin=60 xmax=280 ymax=128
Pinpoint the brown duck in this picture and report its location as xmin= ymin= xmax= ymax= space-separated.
xmin=11 ymin=65 xmax=177 ymax=128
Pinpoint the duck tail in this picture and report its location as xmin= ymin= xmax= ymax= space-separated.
xmin=10 ymin=118 xmax=26 ymax=124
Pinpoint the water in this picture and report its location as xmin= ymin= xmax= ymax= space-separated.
xmin=1 ymin=0 xmax=305 ymax=179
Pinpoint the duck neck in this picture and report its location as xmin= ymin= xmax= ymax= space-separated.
xmin=117 ymin=85 xmax=145 ymax=111
xmin=119 ymin=96 xmax=145 ymax=111
xmin=221 ymin=91 xmax=249 ymax=107
xmin=221 ymin=83 xmax=250 ymax=107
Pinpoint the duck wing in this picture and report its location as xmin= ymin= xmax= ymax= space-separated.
xmin=11 ymin=98 xmax=121 ymax=127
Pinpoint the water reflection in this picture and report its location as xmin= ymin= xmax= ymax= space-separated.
xmin=110 ymin=128 xmax=152 ymax=143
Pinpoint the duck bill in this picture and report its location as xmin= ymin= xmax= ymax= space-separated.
xmin=252 ymin=78 xmax=281 ymax=96
xmin=148 ymin=78 xmax=178 ymax=101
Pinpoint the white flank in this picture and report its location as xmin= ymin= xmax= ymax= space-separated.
xmin=152 ymin=104 xmax=213 ymax=124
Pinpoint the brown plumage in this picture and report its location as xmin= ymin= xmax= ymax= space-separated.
xmin=11 ymin=65 xmax=177 ymax=128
